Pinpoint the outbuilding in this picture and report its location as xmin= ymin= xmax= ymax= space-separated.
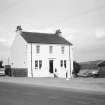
xmin=97 ymin=61 xmax=105 ymax=77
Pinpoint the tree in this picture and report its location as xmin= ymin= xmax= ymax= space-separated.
xmin=72 ymin=61 xmax=81 ymax=77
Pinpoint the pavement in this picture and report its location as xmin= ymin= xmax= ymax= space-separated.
xmin=0 ymin=76 xmax=105 ymax=94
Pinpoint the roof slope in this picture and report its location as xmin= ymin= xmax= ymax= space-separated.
xmin=21 ymin=31 xmax=72 ymax=45
xmin=97 ymin=61 xmax=105 ymax=67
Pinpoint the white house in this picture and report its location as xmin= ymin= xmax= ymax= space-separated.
xmin=10 ymin=26 xmax=73 ymax=78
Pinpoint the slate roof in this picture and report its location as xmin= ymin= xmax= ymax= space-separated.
xmin=21 ymin=31 xmax=72 ymax=45
xmin=97 ymin=61 xmax=105 ymax=67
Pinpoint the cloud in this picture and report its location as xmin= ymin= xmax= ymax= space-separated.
xmin=0 ymin=38 xmax=11 ymax=47
xmin=0 ymin=38 xmax=7 ymax=43
xmin=96 ymin=28 xmax=105 ymax=38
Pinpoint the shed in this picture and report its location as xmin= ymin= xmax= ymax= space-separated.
xmin=97 ymin=61 xmax=105 ymax=77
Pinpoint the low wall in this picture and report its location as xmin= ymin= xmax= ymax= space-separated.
xmin=11 ymin=68 xmax=28 ymax=77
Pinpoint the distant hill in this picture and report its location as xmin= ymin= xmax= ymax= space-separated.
xmin=79 ymin=60 xmax=104 ymax=70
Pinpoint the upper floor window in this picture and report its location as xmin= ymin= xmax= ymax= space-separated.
xmin=49 ymin=46 xmax=53 ymax=54
xmin=36 ymin=45 xmax=40 ymax=54
xmin=61 ymin=46 xmax=65 ymax=54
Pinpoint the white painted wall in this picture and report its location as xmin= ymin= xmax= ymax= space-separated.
xmin=27 ymin=43 xmax=72 ymax=78
xmin=10 ymin=32 xmax=27 ymax=68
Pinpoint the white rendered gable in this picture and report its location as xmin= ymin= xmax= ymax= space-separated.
xmin=10 ymin=33 xmax=27 ymax=68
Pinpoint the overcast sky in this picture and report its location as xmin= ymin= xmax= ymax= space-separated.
xmin=0 ymin=0 xmax=105 ymax=62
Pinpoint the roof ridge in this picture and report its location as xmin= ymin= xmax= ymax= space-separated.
xmin=22 ymin=31 xmax=55 ymax=35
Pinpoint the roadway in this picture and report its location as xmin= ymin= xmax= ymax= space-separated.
xmin=0 ymin=82 xmax=105 ymax=105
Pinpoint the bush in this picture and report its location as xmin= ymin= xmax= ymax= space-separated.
xmin=5 ymin=65 xmax=11 ymax=76
xmin=72 ymin=61 xmax=81 ymax=77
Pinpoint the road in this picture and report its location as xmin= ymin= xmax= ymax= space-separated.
xmin=0 ymin=82 xmax=105 ymax=105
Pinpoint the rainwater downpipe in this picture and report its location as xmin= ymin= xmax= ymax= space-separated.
xmin=31 ymin=43 xmax=33 ymax=77
xmin=69 ymin=45 xmax=71 ymax=79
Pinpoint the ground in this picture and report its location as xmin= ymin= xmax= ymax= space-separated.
xmin=0 ymin=82 xmax=105 ymax=105
xmin=0 ymin=77 xmax=105 ymax=105
xmin=0 ymin=77 xmax=105 ymax=92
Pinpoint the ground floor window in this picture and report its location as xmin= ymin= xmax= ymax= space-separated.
xmin=60 ymin=60 xmax=63 ymax=67
xmin=35 ymin=60 xmax=38 ymax=68
xmin=60 ymin=60 xmax=67 ymax=68
xmin=35 ymin=60 xmax=42 ymax=69
xmin=64 ymin=60 xmax=66 ymax=68
xmin=39 ymin=60 xmax=42 ymax=69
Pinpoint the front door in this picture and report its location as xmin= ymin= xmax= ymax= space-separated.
xmin=49 ymin=60 xmax=53 ymax=73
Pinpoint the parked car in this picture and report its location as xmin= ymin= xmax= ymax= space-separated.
xmin=83 ymin=70 xmax=99 ymax=77
xmin=0 ymin=68 xmax=5 ymax=76
xmin=91 ymin=71 xmax=99 ymax=77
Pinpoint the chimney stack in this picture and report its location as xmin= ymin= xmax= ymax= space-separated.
xmin=55 ymin=29 xmax=62 ymax=36
xmin=16 ymin=25 xmax=22 ymax=32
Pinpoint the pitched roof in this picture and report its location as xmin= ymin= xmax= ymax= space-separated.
xmin=97 ymin=61 xmax=105 ymax=67
xmin=21 ymin=31 xmax=72 ymax=45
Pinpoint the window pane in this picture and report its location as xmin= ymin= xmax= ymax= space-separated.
xmin=61 ymin=60 xmax=63 ymax=67
xmin=64 ymin=60 xmax=66 ymax=68
xmin=61 ymin=46 xmax=65 ymax=54
xmin=35 ymin=60 xmax=38 ymax=67
xmin=39 ymin=60 xmax=42 ymax=69
xmin=36 ymin=45 xmax=40 ymax=53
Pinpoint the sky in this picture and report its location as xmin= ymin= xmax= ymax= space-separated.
xmin=0 ymin=0 xmax=105 ymax=63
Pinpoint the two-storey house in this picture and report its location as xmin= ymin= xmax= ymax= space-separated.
xmin=10 ymin=26 xmax=73 ymax=78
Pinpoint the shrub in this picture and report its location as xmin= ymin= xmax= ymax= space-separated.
xmin=72 ymin=61 xmax=81 ymax=77
xmin=5 ymin=65 xmax=11 ymax=76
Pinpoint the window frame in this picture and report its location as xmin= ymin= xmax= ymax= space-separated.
xmin=60 ymin=60 xmax=63 ymax=67
xmin=36 ymin=45 xmax=40 ymax=54
xmin=49 ymin=46 xmax=53 ymax=54
xmin=35 ymin=60 xmax=38 ymax=68
xmin=64 ymin=60 xmax=66 ymax=68
xmin=61 ymin=46 xmax=65 ymax=54
xmin=35 ymin=60 xmax=42 ymax=69
xmin=39 ymin=60 xmax=42 ymax=69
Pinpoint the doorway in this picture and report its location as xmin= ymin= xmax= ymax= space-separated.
xmin=49 ymin=60 xmax=53 ymax=73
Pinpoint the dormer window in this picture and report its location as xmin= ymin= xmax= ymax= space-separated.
xmin=61 ymin=46 xmax=65 ymax=54
xmin=49 ymin=46 xmax=53 ymax=54
xmin=36 ymin=45 xmax=40 ymax=54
